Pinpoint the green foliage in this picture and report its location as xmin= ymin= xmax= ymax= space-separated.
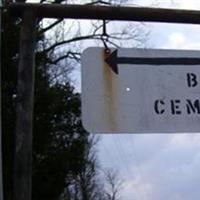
xmin=33 ymin=81 xmax=89 ymax=200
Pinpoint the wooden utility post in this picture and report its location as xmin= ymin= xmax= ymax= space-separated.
xmin=14 ymin=10 xmax=36 ymax=200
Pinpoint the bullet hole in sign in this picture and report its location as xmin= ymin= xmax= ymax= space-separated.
xmin=126 ymin=87 xmax=131 ymax=92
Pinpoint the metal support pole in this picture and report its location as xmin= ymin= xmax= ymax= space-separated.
xmin=14 ymin=10 xmax=36 ymax=200
xmin=8 ymin=3 xmax=200 ymax=24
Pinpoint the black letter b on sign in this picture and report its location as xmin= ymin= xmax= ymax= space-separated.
xmin=187 ymin=73 xmax=198 ymax=87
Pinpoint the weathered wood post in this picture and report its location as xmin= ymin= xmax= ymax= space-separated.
xmin=14 ymin=10 xmax=36 ymax=200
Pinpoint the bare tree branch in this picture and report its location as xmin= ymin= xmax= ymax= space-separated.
xmin=39 ymin=19 xmax=63 ymax=35
xmin=43 ymin=34 xmax=102 ymax=53
xmin=104 ymin=169 xmax=123 ymax=200
xmin=48 ymin=52 xmax=81 ymax=65
xmin=86 ymin=0 xmax=111 ymax=6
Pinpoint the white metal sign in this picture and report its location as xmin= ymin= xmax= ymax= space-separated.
xmin=82 ymin=47 xmax=200 ymax=133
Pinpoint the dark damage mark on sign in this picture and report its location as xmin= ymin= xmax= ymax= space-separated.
xmin=105 ymin=49 xmax=200 ymax=75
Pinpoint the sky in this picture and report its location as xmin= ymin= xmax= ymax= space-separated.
xmin=97 ymin=1 xmax=200 ymax=200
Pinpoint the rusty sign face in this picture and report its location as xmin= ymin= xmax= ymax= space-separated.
xmin=82 ymin=47 xmax=200 ymax=133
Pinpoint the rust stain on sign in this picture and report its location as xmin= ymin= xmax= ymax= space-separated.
xmin=102 ymin=49 xmax=118 ymax=132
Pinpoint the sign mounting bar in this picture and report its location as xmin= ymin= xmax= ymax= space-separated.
xmin=9 ymin=3 xmax=200 ymax=24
